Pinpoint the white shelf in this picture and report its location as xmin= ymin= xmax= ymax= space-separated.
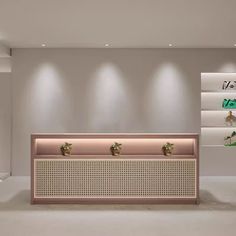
xmin=201 ymin=92 xmax=236 ymax=94
xmin=201 ymin=127 xmax=236 ymax=146
xmin=201 ymin=127 xmax=236 ymax=129
xmin=202 ymin=90 xmax=236 ymax=93
xmin=201 ymin=93 xmax=236 ymax=110
xmin=201 ymin=126 xmax=236 ymax=128
xmin=201 ymin=73 xmax=236 ymax=147
xmin=202 ymin=145 xmax=236 ymax=149
xmin=201 ymin=110 xmax=236 ymax=127
xmin=201 ymin=109 xmax=234 ymax=111
xmin=201 ymin=73 xmax=236 ymax=91
xmin=201 ymin=145 xmax=226 ymax=147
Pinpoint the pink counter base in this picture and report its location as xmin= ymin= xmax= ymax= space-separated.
xmin=31 ymin=133 xmax=199 ymax=204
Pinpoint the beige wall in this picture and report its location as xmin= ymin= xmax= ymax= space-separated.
xmin=0 ymin=72 xmax=11 ymax=173
xmin=12 ymin=49 xmax=236 ymax=176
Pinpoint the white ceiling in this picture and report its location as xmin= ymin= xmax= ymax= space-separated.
xmin=0 ymin=0 xmax=236 ymax=48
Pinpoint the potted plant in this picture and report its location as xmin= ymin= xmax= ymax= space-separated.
xmin=162 ymin=142 xmax=174 ymax=156
xmin=110 ymin=142 xmax=122 ymax=156
xmin=224 ymin=131 xmax=236 ymax=146
xmin=60 ymin=142 xmax=73 ymax=156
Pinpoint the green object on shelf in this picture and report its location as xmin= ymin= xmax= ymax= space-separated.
xmin=225 ymin=142 xmax=236 ymax=147
xmin=222 ymin=99 xmax=236 ymax=109
xmin=224 ymin=131 xmax=236 ymax=147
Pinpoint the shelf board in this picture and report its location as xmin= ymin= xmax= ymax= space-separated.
xmin=201 ymin=126 xmax=236 ymax=128
xmin=201 ymin=110 xmax=236 ymax=112
xmin=201 ymin=109 xmax=236 ymax=111
xmin=33 ymin=154 xmax=196 ymax=159
xmin=201 ymin=127 xmax=236 ymax=129
xmin=201 ymin=145 xmax=223 ymax=147
xmin=201 ymin=145 xmax=234 ymax=148
xmin=201 ymin=90 xmax=236 ymax=93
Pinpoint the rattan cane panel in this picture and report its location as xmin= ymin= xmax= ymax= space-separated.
xmin=34 ymin=159 xmax=196 ymax=198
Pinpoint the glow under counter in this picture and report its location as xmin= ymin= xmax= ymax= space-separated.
xmin=31 ymin=133 xmax=199 ymax=204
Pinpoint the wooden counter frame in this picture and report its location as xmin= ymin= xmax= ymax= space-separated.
xmin=31 ymin=133 xmax=199 ymax=204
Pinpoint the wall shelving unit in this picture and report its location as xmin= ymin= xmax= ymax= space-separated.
xmin=201 ymin=73 xmax=236 ymax=147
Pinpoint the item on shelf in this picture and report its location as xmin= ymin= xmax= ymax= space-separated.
xmin=60 ymin=142 xmax=72 ymax=156
xmin=162 ymin=142 xmax=174 ymax=156
xmin=110 ymin=142 xmax=122 ymax=156
xmin=224 ymin=131 xmax=236 ymax=146
xmin=222 ymin=81 xmax=236 ymax=90
xmin=222 ymin=99 xmax=236 ymax=109
xmin=225 ymin=111 xmax=236 ymax=126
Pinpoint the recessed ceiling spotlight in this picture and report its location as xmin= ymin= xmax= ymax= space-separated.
xmin=41 ymin=43 xmax=46 ymax=47
xmin=105 ymin=43 xmax=110 ymax=47
xmin=169 ymin=44 xmax=173 ymax=47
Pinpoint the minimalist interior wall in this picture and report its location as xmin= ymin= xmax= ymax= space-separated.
xmin=0 ymin=72 xmax=11 ymax=173
xmin=0 ymin=58 xmax=11 ymax=72
xmin=11 ymin=49 xmax=236 ymax=176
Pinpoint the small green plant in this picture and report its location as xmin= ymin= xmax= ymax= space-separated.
xmin=224 ymin=131 xmax=236 ymax=146
xmin=162 ymin=142 xmax=174 ymax=156
xmin=60 ymin=142 xmax=72 ymax=156
xmin=222 ymin=99 xmax=236 ymax=109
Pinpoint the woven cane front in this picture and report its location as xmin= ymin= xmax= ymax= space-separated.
xmin=34 ymin=159 xmax=196 ymax=198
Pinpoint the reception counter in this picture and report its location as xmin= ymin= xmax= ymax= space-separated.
xmin=31 ymin=133 xmax=199 ymax=204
